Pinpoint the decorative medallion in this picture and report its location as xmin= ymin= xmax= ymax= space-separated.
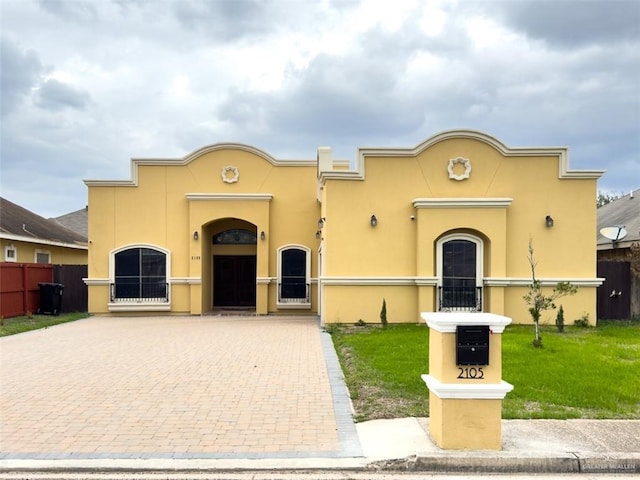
xmin=447 ymin=157 xmax=471 ymax=181
xmin=221 ymin=165 xmax=239 ymax=184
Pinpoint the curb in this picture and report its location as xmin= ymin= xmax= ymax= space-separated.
xmin=1 ymin=455 xmax=638 ymax=476
xmin=368 ymin=453 xmax=640 ymax=474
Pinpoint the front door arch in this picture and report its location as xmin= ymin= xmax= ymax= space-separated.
xmin=206 ymin=219 xmax=258 ymax=310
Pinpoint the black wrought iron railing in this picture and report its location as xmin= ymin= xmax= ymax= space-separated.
xmin=278 ymin=282 xmax=310 ymax=304
xmin=438 ymin=286 xmax=482 ymax=312
xmin=110 ymin=282 xmax=169 ymax=302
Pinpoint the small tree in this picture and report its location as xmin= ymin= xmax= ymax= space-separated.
xmin=380 ymin=298 xmax=388 ymax=328
xmin=523 ymin=240 xmax=577 ymax=347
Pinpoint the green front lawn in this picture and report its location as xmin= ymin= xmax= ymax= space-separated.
xmin=0 ymin=312 xmax=89 ymax=337
xmin=329 ymin=320 xmax=640 ymax=422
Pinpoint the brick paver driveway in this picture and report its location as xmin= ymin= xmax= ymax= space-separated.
xmin=0 ymin=316 xmax=360 ymax=459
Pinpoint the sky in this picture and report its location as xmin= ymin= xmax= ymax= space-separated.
xmin=1 ymin=0 xmax=639 ymax=218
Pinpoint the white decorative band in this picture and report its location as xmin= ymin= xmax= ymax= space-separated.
xmin=170 ymin=277 xmax=201 ymax=285
xmin=421 ymin=311 xmax=512 ymax=333
xmin=422 ymin=375 xmax=514 ymax=399
xmin=83 ymin=278 xmax=109 ymax=286
xmin=108 ymin=303 xmax=172 ymax=312
xmin=484 ymin=277 xmax=604 ymax=287
xmin=321 ymin=276 xmax=431 ymax=286
xmin=413 ymin=198 xmax=513 ymax=208
xmin=186 ymin=193 xmax=273 ymax=201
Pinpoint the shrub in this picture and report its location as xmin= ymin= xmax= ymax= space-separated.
xmin=556 ymin=305 xmax=565 ymax=333
xmin=574 ymin=313 xmax=590 ymax=328
xmin=380 ymin=299 xmax=388 ymax=328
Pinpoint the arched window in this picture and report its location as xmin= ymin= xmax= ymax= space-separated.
xmin=436 ymin=234 xmax=483 ymax=311
xmin=111 ymin=246 xmax=169 ymax=303
xmin=277 ymin=245 xmax=311 ymax=308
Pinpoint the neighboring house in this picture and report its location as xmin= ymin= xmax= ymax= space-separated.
xmin=596 ymin=189 xmax=640 ymax=319
xmin=84 ymin=129 xmax=604 ymax=324
xmin=52 ymin=206 xmax=88 ymax=238
xmin=0 ymin=197 xmax=88 ymax=265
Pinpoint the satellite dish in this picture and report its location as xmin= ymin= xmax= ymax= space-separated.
xmin=600 ymin=226 xmax=628 ymax=242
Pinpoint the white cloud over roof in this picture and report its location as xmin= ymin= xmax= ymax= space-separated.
xmin=1 ymin=0 xmax=638 ymax=217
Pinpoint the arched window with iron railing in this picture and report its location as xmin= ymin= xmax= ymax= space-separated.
xmin=277 ymin=245 xmax=311 ymax=308
xmin=110 ymin=245 xmax=169 ymax=303
xmin=436 ymin=234 xmax=483 ymax=312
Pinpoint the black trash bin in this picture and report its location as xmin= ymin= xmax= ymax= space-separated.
xmin=38 ymin=283 xmax=64 ymax=315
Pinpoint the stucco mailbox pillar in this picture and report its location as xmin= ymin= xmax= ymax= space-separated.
xmin=422 ymin=312 xmax=513 ymax=450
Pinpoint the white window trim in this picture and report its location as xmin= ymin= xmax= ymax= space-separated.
xmin=108 ymin=243 xmax=172 ymax=311
xmin=436 ymin=233 xmax=484 ymax=288
xmin=436 ymin=233 xmax=484 ymax=312
xmin=277 ymin=244 xmax=311 ymax=309
xmin=34 ymin=249 xmax=51 ymax=264
xmin=4 ymin=244 xmax=17 ymax=262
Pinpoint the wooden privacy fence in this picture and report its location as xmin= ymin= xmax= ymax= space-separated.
xmin=0 ymin=263 xmax=53 ymax=318
xmin=53 ymin=264 xmax=88 ymax=314
xmin=0 ymin=263 xmax=88 ymax=318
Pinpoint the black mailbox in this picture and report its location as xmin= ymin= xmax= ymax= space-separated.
xmin=456 ymin=325 xmax=490 ymax=365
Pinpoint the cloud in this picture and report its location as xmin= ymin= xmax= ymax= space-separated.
xmin=34 ymin=78 xmax=91 ymax=111
xmin=0 ymin=0 xmax=638 ymax=217
xmin=488 ymin=0 xmax=640 ymax=48
xmin=0 ymin=37 xmax=44 ymax=116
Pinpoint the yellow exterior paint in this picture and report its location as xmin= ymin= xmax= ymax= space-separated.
xmin=429 ymin=394 xmax=503 ymax=450
xmin=1 ymin=239 xmax=87 ymax=265
xmin=85 ymin=131 xmax=603 ymax=321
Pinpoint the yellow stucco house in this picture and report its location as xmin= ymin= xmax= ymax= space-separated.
xmin=84 ymin=130 xmax=604 ymax=324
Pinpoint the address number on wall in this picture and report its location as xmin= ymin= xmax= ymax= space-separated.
xmin=457 ymin=367 xmax=484 ymax=379
xmin=191 ymin=256 xmax=201 ymax=261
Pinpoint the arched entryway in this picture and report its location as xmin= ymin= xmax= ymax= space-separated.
xmin=206 ymin=218 xmax=257 ymax=310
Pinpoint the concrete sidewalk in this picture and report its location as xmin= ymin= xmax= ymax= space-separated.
xmin=1 ymin=418 xmax=638 ymax=474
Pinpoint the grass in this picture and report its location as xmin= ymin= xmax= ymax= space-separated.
xmin=0 ymin=312 xmax=89 ymax=337
xmin=329 ymin=320 xmax=640 ymax=422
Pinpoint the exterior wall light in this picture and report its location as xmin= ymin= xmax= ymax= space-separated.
xmin=370 ymin=214 xmax=378 ymax=227
xmin=318 ymin=217 xmax=326 ymax=229
xmin=545 ymin=215 xmax=554 ymax=228
xmin=260 ymin=231 xmax=266 ymax=241
xmin=316 ymin=230 xmax=321 ymax=239
xmin=193 ymin=231 xmax=199 ymax=240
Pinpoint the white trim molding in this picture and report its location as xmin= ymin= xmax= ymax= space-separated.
xmin=84 ymin=144 xmax=316 ymax=187
xmin=186 ymin=193 xmax=273 ymax=202
xmin=318 ymin=129 xmax=604 ymax=185
xmin=83 ymin=278 xmax=110 ymax=286
xmin=413 ymin=198 xmax=513 ymax=209
xmin=257 ymin=277 xmax=273 ymax=285
xmin=422 ymin=375 xmax=514 ymax=399
xmin=484 ymin=277 xmax=604 ymax=287
xmin=171 ymin=277 xmax=201 ymax=285
xmin=422 ymin=311 xmax=512 ymax=333
xmin=108 ymin=303 xmax=171 ymax=312
xmin=0 ymin=233 xmax=88 ymax=250
xmin=321 ymin=276 xmax=418 ymax=286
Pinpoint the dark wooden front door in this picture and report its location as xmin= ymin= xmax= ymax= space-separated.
xmin=213 ymin=255 xmax=256 ymax=307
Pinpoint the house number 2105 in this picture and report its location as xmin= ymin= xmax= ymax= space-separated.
xmin=457 ymin=367 xmax=484 ymax=379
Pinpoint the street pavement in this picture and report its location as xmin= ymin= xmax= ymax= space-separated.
xmin=0 ymin=315 xmax=638 ymax=476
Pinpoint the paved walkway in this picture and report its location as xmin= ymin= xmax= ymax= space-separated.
xmin=0 ymin=315 xmax=360 ymax=460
